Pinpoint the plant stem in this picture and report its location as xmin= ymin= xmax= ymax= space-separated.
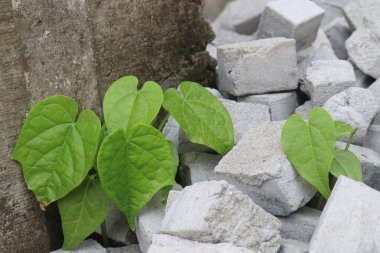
xmin=158 ymin=113 xmax=170 ymax=132
xmin=345 ymin=128 xmax=358 ymax=151
xmin=101 ymin=221 xmax=109 ymax=248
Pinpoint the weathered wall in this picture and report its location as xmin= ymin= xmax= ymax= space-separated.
xmin=0 ymin=0 xmax=214 ymax=252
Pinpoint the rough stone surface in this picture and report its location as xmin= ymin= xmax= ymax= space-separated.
xmin=238 ymin=92 xmax=298 ymax=121
xmin=323 ymin=17 xmax=352 ymax=60
xmin=147 ymin=234 xmax=254 ymax=253
xmin=278 ymin=239 xmax=308 ymax=253
xmin=295 ymin=101 xmax=312 ymax=119
xmin=107 ymin=245 xmax=141 ymax=253
xmin=278 ymin=206 xmax=321 ymax=242
xmin=364 ymin=125 xmax=380 ymax=155
xmin=215 ymin=122 xmax=317 ymax=216
xmin=257 ymin=0 xmax=325 ymax=50
xmin=309 ymin=176 xmax=380 ymax=253
xmin=369 ymin=78 xmax=380 ymax=124
xmin=165 ymin=190 xmax=182 ymax=214
xmin=305 ymin=60 xmax=356 ymax=106
xmin=162 ymin=116 xmax=180 ymax=149
xmin=51 ymin=240 xmax=106 ymax=253
xmin=336 ymin=141 xmax=380 ymax=191
xmin=0 ymin=1 xmax=61 ymax=252
xmin=161 ymin=181 xmax=282 ymax=252
xmin=217 ymin=38 xmax=298 ymax=96
xmin=346 ymin=27 xmax=380 ymax=79
xmin=323 ymin=87 xmax=380 ymax=144
xmin=222 ymin=0 xmax=271 ymax=34
xmin=343 ymin=0 xmax=380 ymax=30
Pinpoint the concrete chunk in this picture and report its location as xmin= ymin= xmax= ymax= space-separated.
xmin=369 ymin=79 xmax=380 ymax=124
xmin=147 ymin=234 xmax=253 ymax=253
xmin=295 ymin=101 xmax=312 ymax=119
xmin=323 ymin=17 xmax=352 ymax=60
xmin=238 ymin=92 xmax=298 ymax=121
xmin=215 ymin=122 xmax=317 ymax=216
xmin=257 ymin=0 xmax=325 ymax=50
xmin=217 ymin=38 xmax=298 ymax=96
xmin=161 ymin=181 xmax=282 ymax=252
xmin=107 ymin=245 xmax=141 ymax=253
xmin=51 ymin=240 xmax=106 ymax=253
xmin=343 ymin=0 xmax=380 ymax=30
xmin=364 ymin=125 xmax=380 ymax=156
xmin=278 ymin=239 xmax=308 ymax=253
xmin=278 ymin=206 xmax=321 ymax=242
xmin=346 ymin=27 xmax=380 ymax=79
xmin=305 ymin=60 xmax=356 ymax=106
xmin=323 ymin=87 xmax=380 ymax=144
xmin=309 ymin=176 xmax=380 ymax=253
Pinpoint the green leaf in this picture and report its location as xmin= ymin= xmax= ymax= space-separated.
xmin=12 ymin=95 xmax=101 ymax=205
xmin=162 ymin=82 xmax=234 ymax=155
xmin=331 ymin=149 xmax=362 ymax=182
xmin=334 ymin=121 xmax=354 ymax=139
xmin=160 ymin=140 xmax=179 ymax=205
xmin=97 ymin=123 xmax=176 ymax=230
xmin=103 ymin=76 xmax=163 ymax=133
xmin=281 ymin=108 xmax=336 ymax=199
xmin=58 ymin=176 xmax=109 ymax=250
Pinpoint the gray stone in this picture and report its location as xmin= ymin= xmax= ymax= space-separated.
xmin=161 ymin=181 xmax=282 ymax=252
xmin=136 ymin=194 xmax=165 ymax=253
xmin=223 ymin=0 xmax=271 ymax=35
xmin=51 ymin=240 xmax=106 ymax=253
xmin=369 ymin=79 xmax=380 ymax=124
xmin=354 ymin=69 xmax=373 ymax=88
xmin=278 ymin=206 xmax=321 ymax=242
xmin=305 ymin=60 xmax=356 ymax=106
xmin=165 ymin=190 xmax=182 ymax=214
xmin=323 ymin=17 xmax=352 ymax=60
xmin=217 ymin=38 xmax=298 ymax=96
xmin=147 ymin=234 xmax=254 ymax=253
xmin=212 ymin=28 xmax=255 ymax=47
xmin=336 ymin=141 xmax=380 ymax=191
xmin=295 ymin=101 xmax=312 ymax=119
xmin=364 ymin=125 xmax=380 ymax=156
xmin=323 ymin=87 xmax=380 ymax=144
xmin=278 ymin=239 xmax=308 ymax=253
xmin=215 ymin=122 xmax=317 ymax=216
xmin=238 ymin=92 xmax=298 ymax=121
xmin=346 ymin=27 xmax=380 ymax=79
xmin=309 ymin=176 xmax=380 ymax=253
xmin=257 ymin=0 xmax=325 ymax=50
xmin=162 ymin=116 xmax=180 ymax=149
xmin=311 ymin=0 xmax=349 ymax=27
xmin=107 ymin=245 xmax=141 ymax=253
xmin=343 ymin=0 xmax=380 ymax=30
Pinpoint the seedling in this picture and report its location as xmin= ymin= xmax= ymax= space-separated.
xmin=12 ymin=76 xmax=234 ymax=250
xmin=281 ymin=107 xmax=362 ymax=199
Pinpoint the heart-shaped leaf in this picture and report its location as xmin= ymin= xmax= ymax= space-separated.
xmin=97 ymin=124 xmax=176 ymax=230
xmin=281 ymin=108 xmax=336 ymax=199
xmin=160 ymin=140 xmax=179 ymax=204
xmin=331 ymin=149 xmax=362 ymax=182
xmin=334 ymin=121 xmax=354 ymax=140
xmin=12 ymin=95 xmax=101 ymax=205
xmin=162 ymin=82 xmax=234 ymax=155
xmin=58 ymin=176 xmax=109 ymax=250
xmin=103 ymin=76 xmax=163 ymax=133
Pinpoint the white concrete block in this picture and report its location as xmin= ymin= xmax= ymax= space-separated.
xmin=295 ymin=101 xmax=312 ymax=119
xmin=323 ymin=17 xmax=352 ymax=60
xmin=278 ymin=239 xmax=308 ymax=253
xmin=51 ymin=240 xmax=106 ymax=253
xmin=343 ymin=0 xmax=380 ymax=30
xmin=364 ymin=125 xmax=380 ymax=156
xmin=369 ymin=79 xmax=380 ymax=124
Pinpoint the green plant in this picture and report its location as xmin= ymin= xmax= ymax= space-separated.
xmin=281 ymin=107 xmax=362 ymax=199
xmin=12 ymin=76 xmax=234 ymax=250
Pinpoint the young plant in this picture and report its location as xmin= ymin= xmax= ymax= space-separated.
xmin=281 ymin=107 xmax=362 ymax=199
xmin=12 ymin=76 xmax=234 ymax=250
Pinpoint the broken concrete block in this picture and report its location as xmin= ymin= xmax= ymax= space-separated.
xmin=223 ymin=0 xmax=272 ymax=35
xmin=238 ymin=92 xmax=298 ymax=121
xmin=278 ymin=239 xmax=308 ymax=253
xmin=369 ymin=79 xmax=380 ymax=124
xmin=346 ymin=27 xmax=380 ymax=79
xmin=107 ymin=245 xmax=141 ymax=253
xmin=364 ymin=125 xmax=380 ymax=155
xmin=161 ymin=181 xmax=282 ymax=252
xmin=136 ymin=194 xmax=165 ymax=253
xmin=336 ymin=141 xmax=380 ymax=191
xmin=309 ymin=176 xmax=380 ymax=253
xmin=165 ymin=190 xmax=182 ymax=214
xmin=278 ymin=206 xmax=321 ymax=242
xmin=343 ymin=0 xmax=380 ymax=30
xmin=257 ymin=0 xmax=325 ymax=50
xmin=323 ymin=87 xmax=380 ymax=144
xmin=323 ymin=17 xmax=352 ymax=60
xmin=215 ymin=122 xmax=317 ymax=216
xmin=147 ymin=234 xmax=253 ymax=253
xmin=305 ymin=60 xmax=356 ymax=106
xmin=162 ymin=116 xmax=180 ymax=149
xmin=217 ymin=38 xmax=298 ymax=96
xmin=295 ymin=101 xmax=312 ymax=119
xmin=51 ymin=240 xmax=106 ymax=253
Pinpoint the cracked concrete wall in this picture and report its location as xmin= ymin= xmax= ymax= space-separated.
xmin=0 ymin=0 xmax=214 ymax=252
